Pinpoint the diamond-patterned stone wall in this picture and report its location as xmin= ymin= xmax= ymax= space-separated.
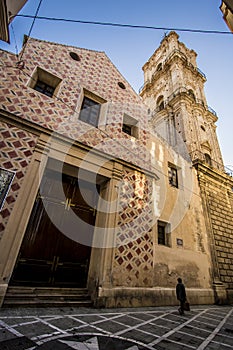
xmin=0 ymin=39 xmax=149 ymax=170
xmin=113 ymin=170 xmax=154 ymax=287
xmin=0 ymin=122 xmax=37 ymax=239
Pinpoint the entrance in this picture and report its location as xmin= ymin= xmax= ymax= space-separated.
xmin=10 ymin=169 xmax=98 ymax=287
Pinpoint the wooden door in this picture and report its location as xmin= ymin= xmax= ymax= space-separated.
xmin=11 ymin=170 xmax=98 ymax=287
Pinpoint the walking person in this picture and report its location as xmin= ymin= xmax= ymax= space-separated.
xmin=176 ymin=277 xmax=186 ymax=315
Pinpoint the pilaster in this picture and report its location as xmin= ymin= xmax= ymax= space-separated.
xmin=0 ymin=134 xmax=50 ymax=307
xmin=88 ymin=162 xmax=123 ymax=307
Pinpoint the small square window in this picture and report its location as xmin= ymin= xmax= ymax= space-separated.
xmin=34 ymin=80 xmax=55 ymax=97
xmin=122 ymin=114 xmax=139 ymax=138
xmin=158 ymin=220 xmax=171 ymax=247
xmin=122 ymin=123 xmax=132 ymax=135
xmin=29 ymin=67 xmax=61 ymax=98
xmin=168 ymin=165 xmax=178 ymax=188
xmin=79 ymin=96 xmax=101 ymax=127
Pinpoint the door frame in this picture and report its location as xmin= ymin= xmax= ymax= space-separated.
xmin=10 ymin=172 xmax=98 ymax=287
xmin=0 ymin=133 xmax=117 ymax=306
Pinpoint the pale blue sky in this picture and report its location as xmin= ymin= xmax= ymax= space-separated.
xmin=1 ymin=0 xmax=232 ymax=168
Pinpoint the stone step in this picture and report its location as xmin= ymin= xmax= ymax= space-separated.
xmin=6 ymin=286 xmax=89 ymax=293
xmin=3 ymin=286 xmax=93 ymax=308
xmin=6 ymin=287 xmax=89 ymax=295
xmin=3 ymin=299 xmax=93 ymax=308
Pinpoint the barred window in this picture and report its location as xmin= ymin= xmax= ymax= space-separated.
xmin=168 ymin=165 xmax=178 ymax=188
xmin=158 ymin=221 xmax=171 ymax=247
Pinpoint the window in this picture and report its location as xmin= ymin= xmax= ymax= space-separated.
xmin=188 ymin=89 xmax=196 ymax=101
xmin=122 ymin=123 xmax=132 ymax=135
xmin=122 ymin=114 xmax=139 ymax=138
xmin=79 ymin=96 xmax=101 ymax=127
xmin=69 ymin=52 xmax=80 ymax=61
xmin=34 ymin=80 xmax=55 ymax=97
xmin=204 ymin=153 xmax=212 ymax=166
xmin=157 ymin=95 xmax=164 ymax=111
xmin=168 ymin=165 xmax=178 ymax=188
xmin=29 ymin=67 xmax=61 ymax=98
xmin=201 ymin=125 xmax=206 ymax=132
xmin=158 ymin=221 xmax=171 ymax=246
xmin=156 ymin=62 xmax=162 ymax=71
xmin=118 ymin=81 xmax=126 ymax=89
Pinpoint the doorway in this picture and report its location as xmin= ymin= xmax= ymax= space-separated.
xmin=10 ymin=169 xmax=99 ymax=287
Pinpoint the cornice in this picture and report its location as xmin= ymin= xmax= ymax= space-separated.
xmin=193 ymin=160 xmax=233 ymax=188
xmin=0 ymin=109 xmax=157 ymax=180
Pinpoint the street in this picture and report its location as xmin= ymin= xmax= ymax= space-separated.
xmin=0 ymin=304 xmax=233 ymax=349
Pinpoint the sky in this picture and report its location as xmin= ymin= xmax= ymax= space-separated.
xmin=1 ymin=0 xmax=232 ymax=169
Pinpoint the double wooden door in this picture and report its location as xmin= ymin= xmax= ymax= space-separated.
xmin=11 ymin=170 xmax=98 ymax=287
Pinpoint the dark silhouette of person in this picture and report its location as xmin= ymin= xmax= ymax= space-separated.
xmin=176 ymin=277 xmax=186 ymax=315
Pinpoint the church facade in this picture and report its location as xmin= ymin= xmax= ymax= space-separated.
xmin=0 ymin=31 xmax=232 ymax=307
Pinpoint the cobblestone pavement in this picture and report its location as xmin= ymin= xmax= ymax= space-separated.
xmin=0 ymin=305 xmax=233 ymax=349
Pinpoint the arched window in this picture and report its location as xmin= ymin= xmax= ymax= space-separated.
xmin=188 ymin=89 xmax=196 ymax=101
xmin=204 ymin=153 xmax=212 ymax=166
xmin=157 ymin=95 xmax=164 ymax=111
xmin=156 ymin=62 xmax=162 ymax=71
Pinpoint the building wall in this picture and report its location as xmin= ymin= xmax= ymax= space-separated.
xmin=220 ymin=0 xmax=233 ymax=32
xmin=197 ymin=164 xmax=233 ymax=303
xmin=95 ymin=135 xmax=214 ymax=307
xmin=0 ymin=35 xmax=222 ymax=308
xmin=140 ymin=31 xmax=233 ymax=305
xmin=0 ymin=122 xmax=37 ymax=239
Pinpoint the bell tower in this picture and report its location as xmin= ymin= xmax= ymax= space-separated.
xmin=141 ymin=32 xmax=233 ymax=304
xmin=140 ymin=31 xmax=224 ymax=170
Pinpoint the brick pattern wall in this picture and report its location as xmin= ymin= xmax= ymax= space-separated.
xmin=0 ymin=122 xmax=37 ymax=239
xmin=112 ymin=170 xmax=154 ymax=287
xmin=0 ymin=39 xmax=149 ymax=170
xmin=205 ymin=180 xmax=233 ymax=288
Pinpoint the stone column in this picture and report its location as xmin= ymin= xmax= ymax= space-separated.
xmin=0 ymin=134 xmax=50 ymax=307
xmin=88 ymin=162 xmax=123 ymax=307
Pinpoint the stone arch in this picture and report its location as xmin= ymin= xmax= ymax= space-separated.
xmin=201 ymin=141 xmax=212 ymax=166
xmin=156 ymin=95 xmax=164 ymax=111
xmin=188 ymin=89 xmax=196 ymax=101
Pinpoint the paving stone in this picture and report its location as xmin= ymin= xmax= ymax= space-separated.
xmin=204 ymin=342 xmax=231 ymax=350
xmin=122 ymin=328 xmax=158 ymax=344
xmin=168 ymin=331 xmax=204 ymax=346
xmin=0 ymin=306 xmax=233 ymax=349
xmin=45 ymin=316 xmax=84 ymax=330
xmin=0 ymin=336 xmax=36 ymax=350
xmin=213 ymin=334 xmax=233 ymax=346
xmin=0 ymin=328 xmax=17 ymax=342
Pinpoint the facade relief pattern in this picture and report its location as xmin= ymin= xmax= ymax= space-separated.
xmin=113 ymin=170 xmax=154 ymax=287
xmin=0 ymin=122 xmax=37 ymax=239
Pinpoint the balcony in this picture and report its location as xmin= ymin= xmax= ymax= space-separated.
xmin=207 ymin=106 xmax=217 ymax=116
xmin=190 ymin=150 xmax=226 ymax=173
xmin=139 ymin=80 xmax=150 ymax=94
xmin=197 ymin=68 xmax=206 ymax=80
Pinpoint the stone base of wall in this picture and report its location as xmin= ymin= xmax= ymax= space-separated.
xmin=94 ymin=286 xmax=215 ymax=308
xmin=0 ymin=284 xmax=8 ymax=308
xmin=212 ymin=280 xmax=228 ymax=305
xmin=226 ymin=289 xmax=233 ymax=304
